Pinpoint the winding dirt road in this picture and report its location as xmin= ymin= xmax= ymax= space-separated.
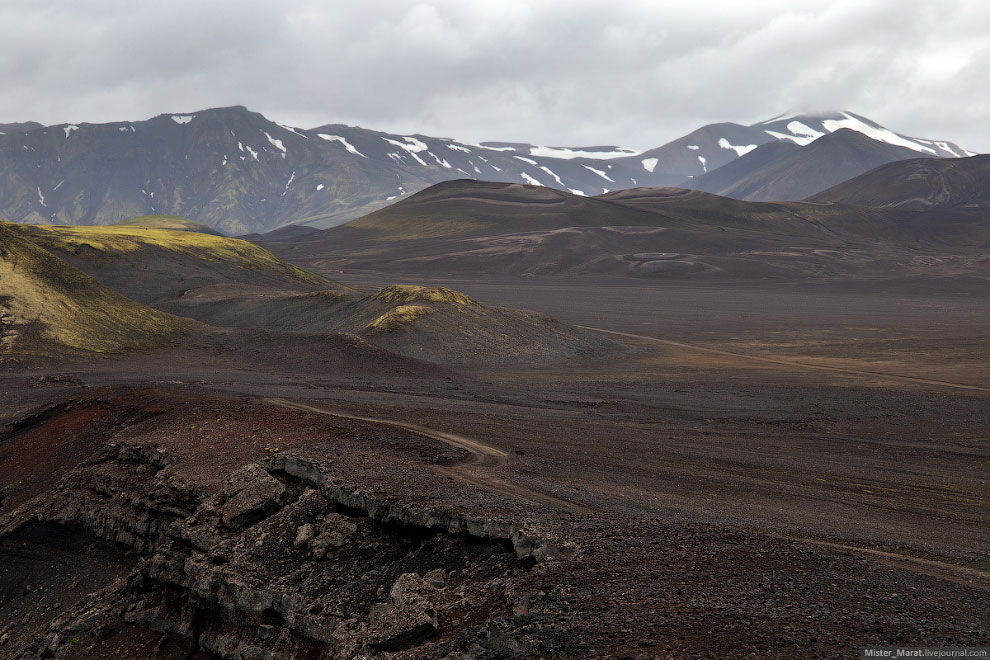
xmin=265 ymin=397 xmax=590 ymax=513
xmin=777 ymin=536 xmax=990 ymax=591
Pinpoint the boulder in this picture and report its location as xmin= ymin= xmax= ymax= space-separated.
xmin=368 ymin=573 xmax=439 ymax=651
xmin=308 ymin=513 xmax=358 ymax=559
xmin=218 ymin=464 xmax=287 ymax=531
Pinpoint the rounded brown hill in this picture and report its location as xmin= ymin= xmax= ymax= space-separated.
xmin=161 ymin=283 xmax=616 ymax=367
xmin=334 ymin=179 xmax=668 ymax=240
xmin=273 ymin=179 xmax=990 ymax=281
xmin=0 ymin=222 xmax=193 ymax=355
xmin=808 ymin=154 xmax=990 ymax=211
xmin=8 ymin=222 xmax=343 ymax=305
xmin=348 ymin=285 xmax=616 ymax=366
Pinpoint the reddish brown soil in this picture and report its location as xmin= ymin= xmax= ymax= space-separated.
xmin=1 ymin=277 xmax=988 ymax=658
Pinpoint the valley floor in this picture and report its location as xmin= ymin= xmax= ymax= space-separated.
xmin=1 ymin=277 xmax=988 ymax=658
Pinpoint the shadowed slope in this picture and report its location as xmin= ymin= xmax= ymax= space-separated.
xmin=267 ymin=179 xmax=990 ymax=282
xmin=685 ymin=129 xmax=935 ymax=201
xmin=808 ymin=154 xmax=990 ymax=212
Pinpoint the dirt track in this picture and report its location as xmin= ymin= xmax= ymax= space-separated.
xmin=266 ymin=397 xmax=591 ymax=513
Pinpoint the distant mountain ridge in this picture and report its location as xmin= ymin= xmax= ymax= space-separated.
xmin=0 ymin=106 xmax=974 ymax=234
xmin=685 ymin=129 xmax=938 ymax=201
xmin=807 ymin=154 xmax=990 ymax=212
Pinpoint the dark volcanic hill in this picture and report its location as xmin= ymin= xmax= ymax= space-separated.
xmin=266 ymin=179 xmax=990 ymax=282
xmin=807 ymin=154 xmax=990 ymax=212
xmin=165 ymin=283 xmax=614 ymax=366
xmin=0 ymin=107 xmax=971 ymax=234
xmin=685 ymin=129 xmax=936 ymax=201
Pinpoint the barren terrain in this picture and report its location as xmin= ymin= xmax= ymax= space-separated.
xmin=1 ymin=271 xmax=988 ymax=658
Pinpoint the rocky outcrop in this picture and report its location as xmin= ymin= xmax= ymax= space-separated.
xmin=217 ymin=464 xmax=288 ymax=530
xmin=0 ymin=442 xmax=571 ymax=659
xmin=368 ymin=572 xmax=440 ymax=650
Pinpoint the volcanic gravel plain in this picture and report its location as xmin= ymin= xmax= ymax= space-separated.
xmin=1 ymin=266 xmax=988 ymax=659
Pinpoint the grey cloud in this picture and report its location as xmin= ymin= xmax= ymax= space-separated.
xmin=0 ymin=0 xmax=987 ymax=151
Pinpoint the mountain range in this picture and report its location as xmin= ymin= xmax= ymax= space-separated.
xmin=0 ymin=106 xmax=975 ymax=234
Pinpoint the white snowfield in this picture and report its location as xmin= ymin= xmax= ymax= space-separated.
xmin=318 ymin=134 xmax=367 ymax=158
xmin=170 ymin=115 xmax=194 ymax=125
xmin=820 ymin=113 xmax=936 ymax=154
xmin=520 ymin=172 xmax=543 ymax=186
xmin=526 ymin=145 xmax=640 ymax=160
xmin=641 ymin=157 xmax=659 ymax=173
xmin=382 ymin=136 xmax=429 ymax=166
xmin=278 ymin=124 xmax=309 ymax=139
xmin=759 ymin=112 xmax=958 ymax=156
xmin=582 ymin=164 xmax=615 ymax=182
xmin=718 ymin=137 xmax=758 ymax=157
xmin=64 ymin=125 xmax=79 ymax=138
xmin=263 ymin=132 xmax=288 ymax=158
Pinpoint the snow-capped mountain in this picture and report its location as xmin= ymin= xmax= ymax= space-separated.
xmin=755 ymin=111 xmax=973 ymax=157
xmin=0 ymin=106 xmax=974 ymax=233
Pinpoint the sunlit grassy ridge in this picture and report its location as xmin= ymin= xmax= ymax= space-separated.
xmin=372 ymin=284 xmax=477 ymax=306
xmin=364 ymin=305 xmax=436 ymax=334
xmin=0 ymin=223 xmax=194 ymax=354
xmin=9 ymin=223 xmax=329 ymax=288
xmin=113 ymin=214 xmax=221 ymax=235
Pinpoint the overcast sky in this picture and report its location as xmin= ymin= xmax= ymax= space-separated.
xmin=1 ymin=0 xmax=987 ymax=151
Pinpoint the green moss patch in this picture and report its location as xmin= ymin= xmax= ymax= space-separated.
xmin=364 ymin=305 xmax=436 ymax=334
xmin=0 ymin=223 xmax=195 ymax=354
xmin=372 ymin=285 xmax=476 ymax=306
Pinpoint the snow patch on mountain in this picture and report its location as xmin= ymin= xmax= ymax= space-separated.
xmin=698 ymin=156 xmax=707 ymax=172
xmin=820 ymin=113 xmax=936 ymax=154
xmin=520 ymin=172 xmax=543 ymax=186
xmin=527 ymin=145 xmax=640 ymax=160
xmin=446 ymin=143 xmax=471 ymax=153
xmin=641 ymin=158 xmax=658 ymax=173
xmin=460 ymin=142 xmax=516 ymax=152
xmin=687 ymin=145 xmax=700 ymax=151
xmin=718 ymin=138 xmax=758 ymax=157
xmin=318 ymin=134 xmax=367 ymax=158
xmin=64 ymin=125 xmax=79 ymax=138
xmin=263 ymin=132 xmax=287 ymax=158
xmin=278 ymin=124 xmax=310 ymax=139
xmin=538 ymin=164 xmax=565 ymax=187
xmin=934 ymin=141 xmax=963 ymax=157
xmin=428 ymin=151 xmax=452 ymax=168
xmin=171 ymin=115 xmax=194 ymax=125
xmin=582 ymin=164 xmax=615 ymax=182
xmin=382 ymin=137 xmax=429 ymax=166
